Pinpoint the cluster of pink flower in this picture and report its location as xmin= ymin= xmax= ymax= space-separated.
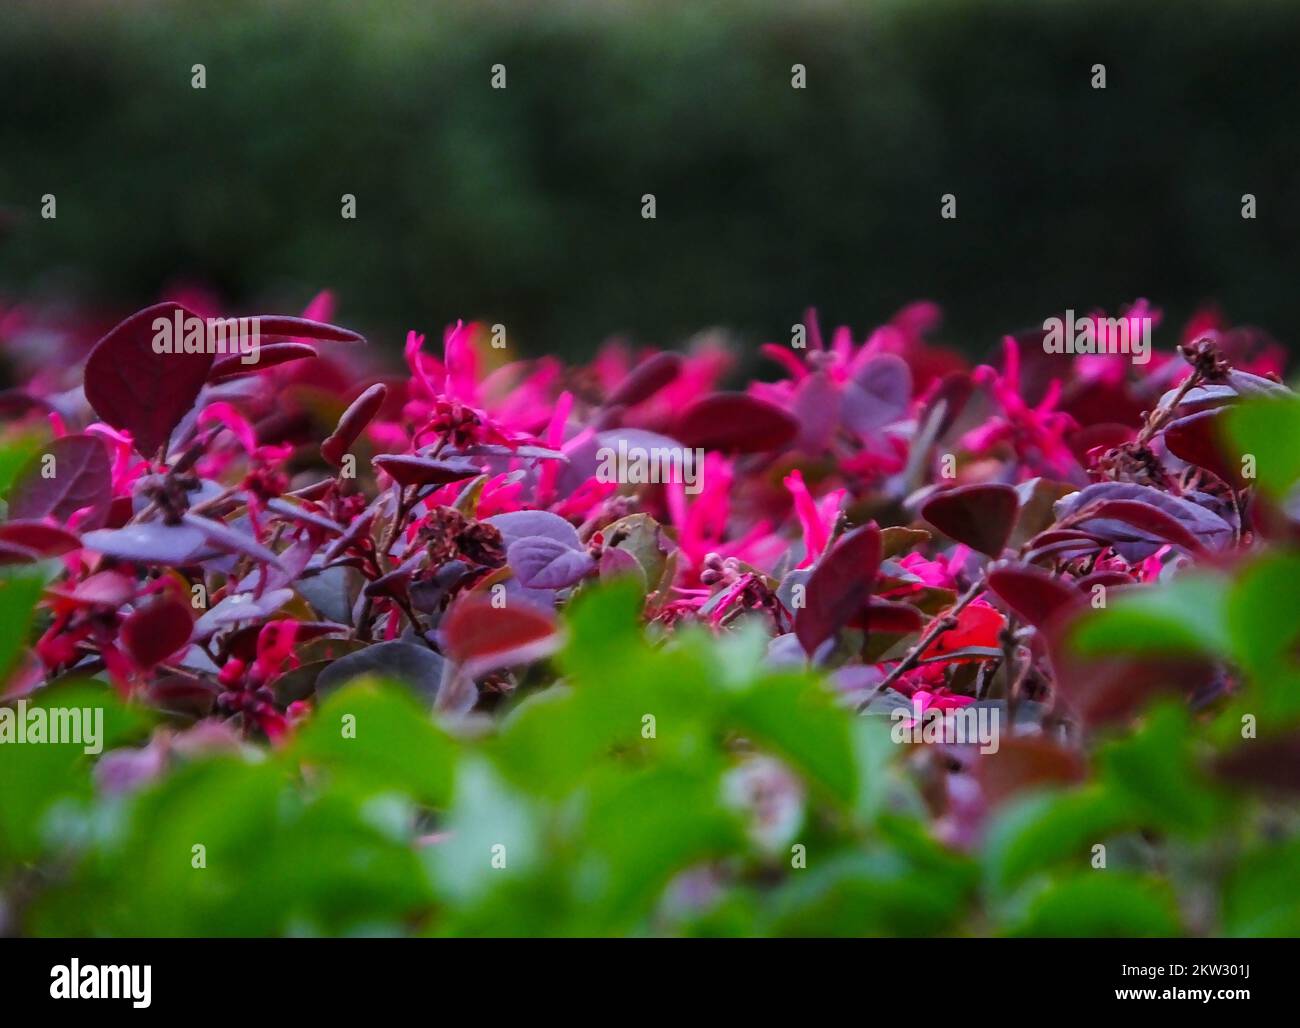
xmin=0 ymin=287 xmax=1289 ymax=756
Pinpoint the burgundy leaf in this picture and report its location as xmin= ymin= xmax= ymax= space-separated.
xmin=976 ymin=736 xmax=1087 ymax=805
xmin=673 ymin=393 xmax=798 ymax=453
xmin=362 ymin=552 xmax=427 ymax=600
xmin=443 ymin=591 xmax=559 ymax=674
xmin=323 ymin=506 xmax=378 ymax=563
xmin=849 ymin=597 xmax=923 ymax=635
xmin=919 ymin=371 xmax=973 ymax=438
xmin=1164 ymin=407 xmax=1244 ymax=486
xmin=1067 ymin=422 xmax=1134 ymax=466
xmin=254 ymin=315 xmax=365 ymax=343
xmin=1023 ymin=529 xmax=1106 ymax=565
xmin=372 ymin=454 xmax=483 ymax=487
xmin=8 ymin=434 xmax=111 ymax=528
xmin=120 ymin=597 xmax=194 ymax=669
xmin=322 ymin=383 xmax=388 ymax=468
xmin=1211 ymin=733 xmax=1300 ymax=795
xmin=1075 ymin=498 xmax=1209 ymax=556
xmin=508 ymin=535 xmax=596 ymax=589
xmin=0 ymin=520 xmax=81 ymax=557
xmin=47 ymin=570 xmax=137 ymax=608
xmin=986 ymin=562 xmax=1082 ymax=630
xmin=794 ymin=524 xmax=882 ymax=655
xmin=84 ymin=302 xmax=213 ymax=456
xmin=209 ymin=342 xmax=317 ymax=381
xmin=921 ymin=483 xmax=1019 ymax=557
xmin=1075 ymin=570 xmax=1134 ymax=593
xmin=606 ymin=352 xmax=683 ymax=408
xmin=0 ymin=540 xmax=40 ymax=566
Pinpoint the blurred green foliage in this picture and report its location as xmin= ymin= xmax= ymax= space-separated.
xmin=4 ymin=533 xmax=1300 ymax=937
xmin=2 ymin=0 xmax=1299 ymax=359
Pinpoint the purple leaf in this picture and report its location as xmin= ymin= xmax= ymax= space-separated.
xmin=315 ymin=640 xmax=445 ymax=701
xmin=81 ymin=522 xmax=209 ymax=565
xmin=791 ymin=371 xmax=841 ymax=451
xmin=181 ymin=513 xmax=285 ymax=569
xmin=508 ymin=535 xmax=596 ymax=589
xmin=599 ymin=545 xmax=646 ymax=585
xmin=1054 ymin=482 xmax=1232 ymax=561
xmin=921 ymin=483 xmax=1019 ymax=557
xmin=794 ymin=524 xmax=882 ymax=655
xmin=372 ymin=454 xmax=483 ymax=487
xmin=1076 ymin=499 xmax=1209 ymax=556
xmin=84 ymin=302 xmax=214 ymax=456
xmin=264 ymin=497 xmax=346 ymax=534
xmin=487 ymin=510 xmax=582 ymax=550
xmin=8 ymin=434 xmax=111 ymax=528
xmin=193 ymin=588 xmax=295 ymax=636
xmin=842 ymin=354 xmax=911 ymax=435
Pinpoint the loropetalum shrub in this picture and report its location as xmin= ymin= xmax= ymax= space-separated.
xmin=2 ymin=293 xmax=1299 ymax=936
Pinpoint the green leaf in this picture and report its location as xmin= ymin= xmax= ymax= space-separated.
xmin=0 ymin=434 xmax=43 ymax=501
xmin=1070 ymin=571 xmax=1231 ymax=659
xmin=1097 ymin=703 xmax=1228 ymax=837
xmin=984 ymin=785 xmax=1133 ymax=895
xmin=1225 ymin=394 xmax=1300 ymax=499
xmin=1226 ymin=551 xmax=1300 ymax=716
xmin=291 ymin=678 xmax=457 ymax=807
xmin=425 ymin=757 xmax=543 ymax=906
xmin=558 ymin=576 xmax=647 ymax=686
xmin=726 ymin=671 xmax=857 ymax=805
xmin=0 ymin=570 xmax=45 ymax=683
xmin=571 ymin=762 xmax=743 ymax=930
xmin=1222 ymin=837 xmax=1300 ymax=936
xmin=764 ymin=847 xmax=969 ymax=937
xmin=0 ymin=681 xmax=149 ymax=865
xmin=1007 ymin=872 xmax=1181 ymax=937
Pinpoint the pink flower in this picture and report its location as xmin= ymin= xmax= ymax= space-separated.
xmin=783 ymin=469 xmax=845 ymax=568
xmin=962 ymin=336 xmax=1079 ymax=478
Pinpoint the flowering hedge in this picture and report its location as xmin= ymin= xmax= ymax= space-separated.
xmin=1 ymin=293 xmax=1298 ymax=936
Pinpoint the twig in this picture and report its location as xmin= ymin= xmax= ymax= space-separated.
xmin=855 ymin=575 xmax=986 ymax=713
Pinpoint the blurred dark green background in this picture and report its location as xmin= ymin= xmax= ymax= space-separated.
xmin=2 ymin=0 xmax=1298 ymax=359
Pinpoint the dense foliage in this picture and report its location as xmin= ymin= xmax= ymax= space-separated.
xmin=1 ymin=292 xmax=1298 ymax=937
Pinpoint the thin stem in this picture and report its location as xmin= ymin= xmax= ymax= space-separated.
xmin=856 ymin=575 xmax=986 ymax=713
xmin=1136 ymin=368 xmax=1202 ymax=447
